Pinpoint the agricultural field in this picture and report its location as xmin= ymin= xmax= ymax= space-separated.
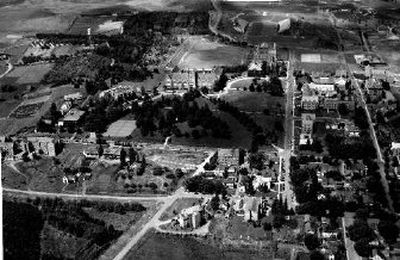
xmin=178 ymin=37 xmax=249 ymax=70
xmin=84 ymin=207 xmax=145 ymax=231
xmin=4 ymin=63 xmax=53 ymax=85
xmin=67 ymin=16 xmax=111 ymax=35
xmin=127 ymin=231 xmax=273 ymax=260
xmin=9 ymin=95 xmax=50 ymax=118
xmin=103 ymin=120 xmax=137 ymax=138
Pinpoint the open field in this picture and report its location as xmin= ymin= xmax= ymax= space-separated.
xmin=127 ymin=231 xmax=273 ymax=260
xmin=4 ymin=63 xmax=53 ymax=85
xmin=160 ymin=198 xmax=203 ymax=221
xmin=104 ymin=120 xmax=137 ymax=138
xmin=15 ymin=158 xmax=65 ymax=193
xmin=178 ymin=37 xmax=249 ymax=70
xmin=2 ymin=165 xmax=28 ymax=190
xmin=84 ymin=207 xmax=145 ymax=231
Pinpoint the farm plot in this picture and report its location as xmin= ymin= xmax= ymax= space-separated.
xmin=5 ymin=63 xmax=53 ymax=85
xmin=103 ymin=120 xmax=137 ymax=138
xmin=9 ymin=95 xmax=50 ymax=118
xmin=178 ymin=37 xmax=249 ymax=70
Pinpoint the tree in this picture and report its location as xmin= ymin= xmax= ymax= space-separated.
xmin=98 ymin=144 xmax=104 ymax=157
xmin=153 ymin=166 xmax=164 ymax=176
xmin=304 ymin=233 xmax=320 ymax=251
xmin=378 ymin=220 xmax=399 ymax=245
xmin=210 ymin=195 xmax=220 ymax=211
xmin=128 ymin=147 xmax=136 ymax=164
xmin=354 ymin=238 xmax=372 ymax=257
xmin=249 ymin=152 xmax=265 ymax=170
xmin=348 ymin=220 xmax=375 ymax=242
xmin=120 ymin=149 xmax=127 ymax=166
xmin=338 ymin=103 xmax=349 ymax=116
xmin=309 ymin=251 xmax=325 ymax=260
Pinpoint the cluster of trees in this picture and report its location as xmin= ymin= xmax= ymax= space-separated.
xmin=4 ymin=201 xmax=44 ymax=260
xmin=1 ymin=84 xmax=16 ymax=93
xmin=290 ymin=167 xmax=322 ymax=204
xmin=246 ymin=77 xmax=284 ymax=96
xmin=270 ymin=198 xmax=295 ymax=229
xmin=184 ymin=176 xmax=226 ymax=195
xmin=325 ymin=132 xmax=375 ymax=160
xmin=133 ymin=91 xmax=231 ymax=139
xmin=217 ymin=100 xmax=280 ymax=151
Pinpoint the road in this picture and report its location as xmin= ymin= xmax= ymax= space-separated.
xmin=330 ymin=15 xmax=394 ymax=212
xmin=280 ymin=52 xmax=296 ymax=210
xmin=3 ymin=188 xmax=165 ymax=202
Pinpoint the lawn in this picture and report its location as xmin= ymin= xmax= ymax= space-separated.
xmin=159 ymin=198 xmax=203 ymax=221
xmin=222 ymin=91 xmax=285 ymax=113
xmin=126 ymin=231 xmax=274 ymax=260
xmin=172 ymin=110 xmax=253 ymax=149
xmin=5 ymin=63 xmax=54 ymax=85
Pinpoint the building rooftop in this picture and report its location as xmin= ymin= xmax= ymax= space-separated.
xmin=62 ymin=108 xmax=85 ymax=122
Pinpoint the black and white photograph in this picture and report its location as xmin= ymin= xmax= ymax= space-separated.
xmin=1 ymin=0 xmax=400 ymax=259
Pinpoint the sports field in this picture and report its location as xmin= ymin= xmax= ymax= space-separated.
xmin=103 ymin=120 xmax=137 ymax=137
xmin=178 ymin=37 xmax=248 ymax=70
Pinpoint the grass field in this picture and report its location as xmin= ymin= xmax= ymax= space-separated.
xmin=2 ymin=165 xmax=28 ymax=190
xmin=4 ymin=63 xmax=53 ymax=85
xmin=178 ymin=37 xmax=249 ymax=70
xmin=128 ymin=231 xmax=274 ymax=260
xmin=159 ymin=198 xmax=203 ymax=221
xmin=16 ymin=158 xmax=65 ymax=193
xmin=84 ymin=208 xmax=145 ymax=231
xmin=222 ymin=91 xmax=285 ymax=113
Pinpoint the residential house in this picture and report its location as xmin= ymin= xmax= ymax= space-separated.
xmin=301 ymin=95 xmax=319 ymax=111
xmin=58 ymin=108 xmax=85 ymax=128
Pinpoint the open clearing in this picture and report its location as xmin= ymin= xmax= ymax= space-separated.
xmin=178 ymin=37 xmax=248 ymax=70
xmin=128 ymin=231 xmax=273 ymax=260
xmin=103 ymin=120 xmax=137 ymax=138
xmin=4 ymin=63 xmax=53 ymax=85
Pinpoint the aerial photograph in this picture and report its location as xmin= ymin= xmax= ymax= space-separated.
xmin=1 ymin=0 xmax=400 ymax=259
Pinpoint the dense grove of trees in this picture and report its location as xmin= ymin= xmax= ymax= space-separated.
xmin=4 ymin=201 xmax=44 ymax=260
xmin=217 ymin=100 xmax=280 ymax=151
xmin=246 ymin=77 xmax=284 ymax=96
xmin=184 ymin=176 xmax=226 ymax=195
xmin=132 ymin=90 xmax=231 ymax=139
xmin=325 ymin=132 xmax=375 ymax=160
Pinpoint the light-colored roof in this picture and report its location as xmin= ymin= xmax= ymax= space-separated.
xmin=243 ymin=196 xmax=261 ymax=212
xmin=63 ymin=108 xmax=85 ymax=122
